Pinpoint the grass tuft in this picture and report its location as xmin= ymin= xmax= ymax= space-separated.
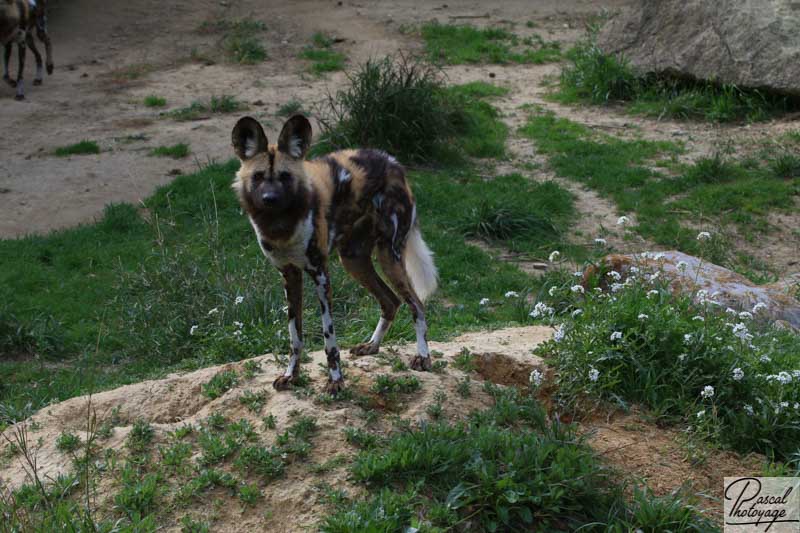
xmin=143 ymin=95 xmax=166 ymax=108
xmin=54 ymin=141 xmax=100 ymax=157
xmin=149 ymin=143 xmax=190 ymax=159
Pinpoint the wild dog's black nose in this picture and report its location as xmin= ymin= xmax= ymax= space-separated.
xmin=262 ymin=192 xmax=279 ymax=204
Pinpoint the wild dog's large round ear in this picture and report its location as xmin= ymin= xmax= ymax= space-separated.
xmin=277 ymin=114 xmax=312 ymax=159
xmin=232 ymin=116 xmax=268 ymax=161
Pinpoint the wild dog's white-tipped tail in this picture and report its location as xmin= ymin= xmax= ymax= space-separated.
xmin=404 ymin=225 xmax=438 ymax=302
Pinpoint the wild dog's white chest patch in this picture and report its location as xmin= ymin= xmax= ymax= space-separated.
xmin=250 ymin=212 xmax=315 ymax=268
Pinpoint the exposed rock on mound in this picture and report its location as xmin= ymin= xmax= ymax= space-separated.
xmin=588 ymin=251 xmax=800 ymax=329
xmin=598 ymin=0 xmax=800 ymax=94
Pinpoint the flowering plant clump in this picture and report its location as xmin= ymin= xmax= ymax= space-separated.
xmin=533 ymin=260 xmax=800 ymax=460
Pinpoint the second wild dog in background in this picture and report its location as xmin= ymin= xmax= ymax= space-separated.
xmin=231 ymin=115 xmax=438 ymax=395
xmin=1 ymin=0 xmax=54 ymax=100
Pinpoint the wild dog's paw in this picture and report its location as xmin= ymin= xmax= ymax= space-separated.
xmin=324 ymin=378 xmax=345 ymax=396
xmin=46 ymin=63 xmax=54 ymax=75
xmin=15 ymin=94 xmax=24 ymax=101
xmin=410 ymin=355 xmax=432 ymax=371
xmin=350 ymin=342 xmax=379 ymax=356
xmin=272 ymin=375 xmax=294 ymax=390
xmin=4 ymin=76 xmax=16 ymax=88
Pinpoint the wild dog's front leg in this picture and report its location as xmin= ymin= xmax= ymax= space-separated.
xmin=273 ymin=266 xmax=303 ymax=390
xmin=308 ymin=264 xmax=344 ymax=394
xmin=3 ymin=44 xmax=13 ymax=86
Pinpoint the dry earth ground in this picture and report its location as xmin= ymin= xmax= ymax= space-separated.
xmin=0 ymin=0 xmax=791 ymax=529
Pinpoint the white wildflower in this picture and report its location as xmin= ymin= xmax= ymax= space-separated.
xmin=553 ymin=324 xmax=566 ymax=342
xmin=234 ymin=321 xmax=243 ymax=329
xmin=529 ymin=369 xmax=544 ymax=387
xmin=530 ymin=302 xmax=554 ymax=318
xmin=760 ymin=354 xmax=772 ymax=363
xmin=738 ymin=311 xmax=753 ymax=320
xmin=630 ymin=266 xmax=640 ymax=274
xmin=190 ymin=325 xmax=198 ymax=336
xmin=692 ymin=316 xmax=705 ymax=322
xmin=571 ymin=309 xmax=583 ymax=318
xmin=777 ymin=372 xmax=792 ymax=384
xmin=752 ymin=302 xmax=768 ymax=314
xmin=607 ymin=270 xmax=622 ymax=281
xmin=647 ymin=289 xmax=659 ymax=299
xmin=594 ymin=238 xmax=607 ymax=246
xmin=701 ymin=385 xmax=715 ymax=399
xmin=678 ymin=354 xmax=687 ymax=361
xmin=570 ymin=285 xmax=585 ymax=294
xmin=233 ymin=330 xmax=243 ymax=338
xmin=696 ymin=231 xmax=712 ymax=241
xmin=504 ymin=291 xmax=519 ymax=298
xmin=588 ymin=368 xmax=600 ymax=382
xmin=548 ymin=251 xmax=561 ymax=263
xmin=676 ymin=260 xmax=689 ymax=272
xmin=610 ymin=283 xmax=624 ymax=293
xmin=573 ymin=271 xmax=583 ymax=277
xmin=610 ymin=331 xmax=623 ymax=341
xmin=732 ymin=368 xmax=744 ymax=381
xmin=744 ymin=404 xmax=754 ymax=416
xmin=684 ymin=333 xmax=693 ymax=344
xmin=234 ymin=296 xmax=244 ymax=305
xmin=617 ymin=215 xmax=630 ymax=226
xmin=207 ymin=307 xmax=219 ymax=316
xmin=479 ymin=298 xmax=490 ymax=306
xmin=548 ymin=286 xmax=558 ymax=297
xmin=638 ymin=313 xmax=649 ymax=321
xmin=696 ymin=410 xmax=705 ymax=418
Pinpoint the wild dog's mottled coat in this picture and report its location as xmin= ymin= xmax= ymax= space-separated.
xmin=231 ymin=115 xmax=438 ymax=393
xmin=1 ymin=0 xmax=53 ymax=100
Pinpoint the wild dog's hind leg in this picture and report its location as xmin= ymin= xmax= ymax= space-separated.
xmin=13 ymin=35 xmax=26 ymax=100
xmin=36 ymin=13 xmax=53 ymax=74
xmin=307 ymin=263 xmax=344 ymax=394
xmin=273 ymin=266 xmax=303 ymax=390
xmin=377 ymin=248 xmax=432 ymax=371
xmin=25 ymin=34 xmax=43 ymax=85
xmin=3 ymin=44 xmax=12 ymax=86
xmin=340 ymin=254 xmax=400 ymax=356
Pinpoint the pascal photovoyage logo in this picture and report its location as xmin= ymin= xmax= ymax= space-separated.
xmin=724 ymin=477 xmax=800 ymax=532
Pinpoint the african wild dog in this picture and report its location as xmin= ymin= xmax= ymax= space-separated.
xmin=1 ymin=0 xmax=54 ymax=100
xmin=231 ymin=115 xmax=438 ymax=394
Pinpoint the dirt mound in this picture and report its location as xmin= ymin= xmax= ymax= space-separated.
xmin=0 ymin=327 xmax=551 ymax=531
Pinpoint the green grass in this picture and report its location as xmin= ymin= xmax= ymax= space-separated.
xmin=166 ymin=95 xmax=243 ymax=121
xmin=55 ymin=431 xmax=81 ymax=452
xmin=317 ymin=55 xmax=510 ymax=163
xmin=201 ymin=369 xmax=238 ymax=399
xmin=199 ymin=19 xmax=267 ymax=64
xmin=555 ymin=34 xmax=800 ymax=122
xmin=321 ymin=387 xmax=715 ymax=531
xmin=370 ymin=374 xmax=421 ymax=396
xmin=143 ymin=95 xmax=167 ymax=108
xmin=537 ymin=262 xmax=800 ymax=460
xmin=149 ymin=143 xmax=190 ymax=159
xmin=54 ymin=140 xmax=100 ymax=157
xmin=421 ymin=22 xmax=561 ymax=65
xmin=519 ymin=110 xmax=798 ymax=277
xmin=300 ymin=32 xmax=345 ymax=75
xmin=276 ymin=99 xmax=303 ymax=117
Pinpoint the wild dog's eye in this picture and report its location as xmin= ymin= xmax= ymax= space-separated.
xmin=278 ymin=171 xmax=292 ymax=183
xmin=252 ymin=171 xmax=265 ymax=182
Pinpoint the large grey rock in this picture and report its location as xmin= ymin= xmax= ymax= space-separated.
xmin=598 ymin=0 xmax=800 ymax=95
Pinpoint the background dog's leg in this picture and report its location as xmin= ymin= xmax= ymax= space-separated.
xmin=14 ymin=35 xmax=26 ymax=100
xmin=273 ymin=266 xmax=303 ymax=390
xmin=36 ymin=21 xmax=53 ymax=74
xmin=378 ymin=247 xmax=432 ymax=371
xmin=340 ymin=254 xmax=400 ymax=356
xmin=26 ymin=33 xmax=43 ymax=85
xmin=309 ymin=263 xmax=344 ymax=394
xmin=3 ymin=44 xmax=12 ymax=86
